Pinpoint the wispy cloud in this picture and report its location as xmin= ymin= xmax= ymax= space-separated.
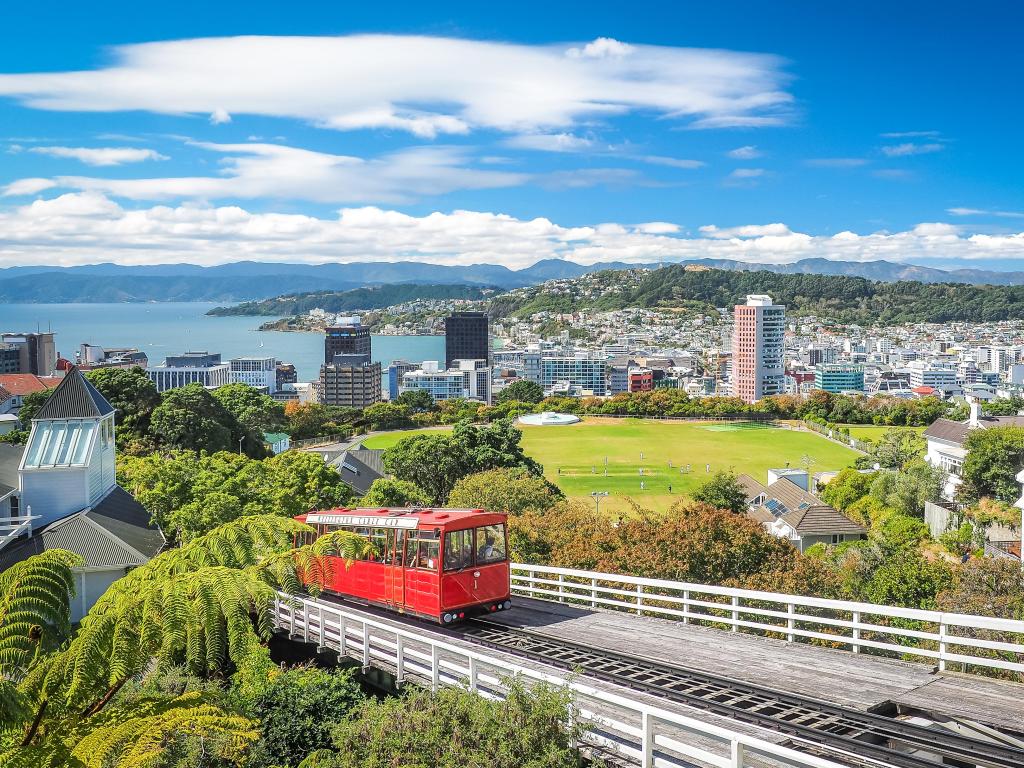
xmin=504 ymin=132 xmax=593 ymax=152
xmin=632 ymin=155 xmax=704 ymax=169
xmin=881 ymin=142 xmax=943 ymax=157
xmin=27 ymin=146 xmax=169 ymax=166
xmin=0 ymin=35 xmax=793 ymax=137
xmin=804 ymin=158 xmax=867 ymax=168
xmin=3 ymin=141 xmax=526 ymax=203
xmin=948 ymin=207 xmax=1024 ymax=219
xmin=880 ymin=130 xmax=940 ymax=138
xmin=727 ymin=145 xmax=761 ymax=159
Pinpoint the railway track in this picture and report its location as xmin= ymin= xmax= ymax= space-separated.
xmin=458 ymin=618 xmax=1024 ymax=768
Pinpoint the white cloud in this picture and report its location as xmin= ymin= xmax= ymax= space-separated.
xmin=805 ymin=158 xmax=867 ymax=168
xmin=727 ymin=145 xmax=761 ymax=159
xmin=540 ymin=168 xmax=645 ymax=189
xmin=700 ymin=223 xmax=791 ymax=239
xmin=632 ymin=155 xmax=704 ymax=169
xmin=727 ymin=167 xmax=764 ymax=179
xmin=504 ymin=132 xmax=593 ymax=152
xmin=948 ymin=207 xmax=1024 ymax=219
xmin=880 ymin=130 xmax=940 ymax=138
xmin=4 ymin=141 xmax=527 ymax=204
xmin=881 ymin=142 xmax=943 ymax=157
xmin=209 ymin=108 xmax=232 ymax=125
xmin=6 ymin=194 xmax=1018 ymax=270
xmin=0 ymin=35 xmax=792 ymax=136
xmin=27 ymin=146 xmax=169 ymax=166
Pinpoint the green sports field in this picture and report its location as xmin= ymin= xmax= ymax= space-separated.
xmin=362 ymin=418 xmax=860 ymax=516
xmin=837 ymin=424 xmax=927 ymax=442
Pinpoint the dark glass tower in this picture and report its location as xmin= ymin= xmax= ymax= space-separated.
xmin=324 ymin=324 xmax=371 ymax=364
xmin=444 ymin=312 xmax=489 ymax=369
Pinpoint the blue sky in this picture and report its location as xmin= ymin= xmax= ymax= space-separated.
xmin=1 ymin=1 xmax=1022 ymax=270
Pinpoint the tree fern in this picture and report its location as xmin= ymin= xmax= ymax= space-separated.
xmin=0 ymin=550 xmax=82 ymax=730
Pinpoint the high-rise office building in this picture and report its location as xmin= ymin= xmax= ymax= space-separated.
xmin=321 ymin=353 xmax=381 ymax=408
xmin=0 ymin=332 xmax=56 ymax=376
xmin=731 ymin=295 xmax=785 ymax=404
xmin=444 ymin=312 xmax=489 ymax=369
xmin=324 ymin=317 xmax=371 ymax=363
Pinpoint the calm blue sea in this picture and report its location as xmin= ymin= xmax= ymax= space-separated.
xmin=0 ymin=303 xmax=444 ymax=384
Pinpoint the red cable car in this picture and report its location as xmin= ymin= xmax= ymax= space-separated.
xmin=295 ymin=507 xmax=512 ymax=624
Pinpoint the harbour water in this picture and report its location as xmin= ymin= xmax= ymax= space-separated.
xmin=0 ymin=303 xmax=445 ymax=383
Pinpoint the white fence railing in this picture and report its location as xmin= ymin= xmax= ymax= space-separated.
xmin=274 ymin=595 xmax=873 ymax=768
xmin=510 ymin=564 xmax=1024 ymax=677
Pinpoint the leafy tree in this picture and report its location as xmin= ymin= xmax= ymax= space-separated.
xmin=360 ymin=478 xmax=432 ymax=508
xmin=361 ymin=401 xmax=412 ymax=431
xmin=862 ymin=551 xmax=953 ymax=610
xmin=383 ymin=420 xmax=543 ymax=504
xmin=855 ymin=428 xmax=926 ymax=470
xmin=15 ymin=390 xmax=51 ymax=424
xmin=869 ymin=460 xmax=943 ymax=518
xmin=263 ymin=450 xmax=354 ymax=518
xmin=819 ymin=469 xmax=875 ymax=514
xmin=394 ymin=388 xmax=436 ymax=413
xmin=284 ymin=403 xmax=359 ymax=441
xmin=691 ymin=470 xmax=747 ymax=513
xmin=959 ymin=426 xmax=1024 ymax=504
xmin=497 ymin=379 xmax=544 ymax=405
xmin=246 ymin=667 xmax=363 ymax=768
xmin=448 ymin=467 xmax=562 ymax=516
xmin=85 ymin=367 xmax=161 ymax=435
xmin=213 ymin=383 xmax=285 ymax=436
xmin=315 ymin=678 xmax=590 ymax=768
xmin=151 ymin=384 xmax=263 ymax=456
xmin=939 ymin=522 xmax=980 ymax=559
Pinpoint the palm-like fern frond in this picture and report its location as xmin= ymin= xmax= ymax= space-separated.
xmin=69 ymin=692 xmax=257 ymax=768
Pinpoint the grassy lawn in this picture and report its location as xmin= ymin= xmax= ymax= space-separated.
xmin=838 ymin=424 xmax=927 ymax=442
xmin=362 ymin=418 xmax=860 ymax=516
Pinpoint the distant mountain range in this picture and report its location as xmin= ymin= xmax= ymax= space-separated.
xmin=2 ymin=257 xmax=1024 ymax=303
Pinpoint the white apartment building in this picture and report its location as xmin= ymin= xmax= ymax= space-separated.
xmin=229 ymin=356 xmax=277 ymax=393
xmin=905 ymin=361 xmax=958 ymax=393
xmin=401 ymin=359 xmax=491 ymax=403
xmin=146 ymin=351 xmax=231 ymax=392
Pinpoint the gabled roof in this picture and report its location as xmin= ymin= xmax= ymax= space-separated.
xmin=0 ymin=485 xmax=163 ymax=572
xmin=737 ymin=474 xmax=865 ymax=537
xmin=0 ymin=374 xmax=62 ymax=397
xmin=330 ymin=448 xmax=385 ymax=495
xmin=33 ymin=366 xmax=114 ymax=420
xmin=924 ymin=415 xmax=1024 ymax=447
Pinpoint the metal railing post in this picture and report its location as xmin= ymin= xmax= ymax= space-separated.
xmin=431 ymin=644 xmax=440 ymax=692
xmin=641 ymin=710 xmax=654 ymax=768
xmin=731 ymin=741 xmax=746 ymax=767
xmin=362 ymin=623 xmax=370 ymax=670
xmin=938 ymin=619 xmax=947 ymax=672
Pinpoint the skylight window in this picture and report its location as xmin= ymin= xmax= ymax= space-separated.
xmin=23 ymin=419 xmax=96 ymax=468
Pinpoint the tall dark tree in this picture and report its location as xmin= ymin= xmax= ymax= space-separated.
xmin=496 ymin=379 xmax=544 ymax=405
xmin=213 ymin=382 xmax=285 ymax=435
xmin=85 ymin=366 xmax=161 ymax=434
xmin=150 ymin=383 xmax=265 ymax=457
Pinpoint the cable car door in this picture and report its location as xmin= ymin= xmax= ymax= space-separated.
xmin=384 ymin=529 xmax=406 ymax=609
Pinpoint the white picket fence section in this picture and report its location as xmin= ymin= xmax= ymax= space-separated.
xmin=510 ymin=563 xmax=1024 ymax=676
xmin=274 ymin=595 xmax=874 ymax=768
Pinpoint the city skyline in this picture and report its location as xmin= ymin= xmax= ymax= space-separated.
xmin=0 ymin=2 xmax=1022 ymax=271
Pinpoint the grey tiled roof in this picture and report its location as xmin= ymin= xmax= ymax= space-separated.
xmin=331 ymin=448 xmax=386 ymax=495
xmin=738 ymin=474 xmax=865 ymax=536
xmin=924 ymin=415 xmax=1024 ymax=447
xmin=89 ymin=486 xmax=165 ymax=559
xmin=33 ymin=366 xmax=114 ymax=420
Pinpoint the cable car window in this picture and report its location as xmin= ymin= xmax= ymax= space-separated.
xmin=444 ymin=529 xmax=474 ymax=571
xmin=475 ymin=524 xmax=507 ymax=564
xmin=413 ymin=540 xmax=439 ymax=571
xmin=367 ymin=528 xmax=388 ymax=562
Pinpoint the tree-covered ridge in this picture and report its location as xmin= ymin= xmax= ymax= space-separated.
xmin=207 ymin=283 xmax=495 ymax=316
xmin=490 ymin=265 xmax=1024 ymax=324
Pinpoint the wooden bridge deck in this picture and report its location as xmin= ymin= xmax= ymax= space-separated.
xmin=489 ymin=597 xmax=1024 ymax=734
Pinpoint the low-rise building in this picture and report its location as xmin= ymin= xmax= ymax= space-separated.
xmin=400 ymin=359 xmax=491 ymax=403
xmin=737 ymin=472 xmax=866 ymax=553
xmin=146 ymin=351 xmax=231 ymax=392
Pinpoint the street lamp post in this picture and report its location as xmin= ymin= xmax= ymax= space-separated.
xmin=238 ymin=436 xmax=245 ymax=455
xmin=590 ymin=491 xmax=609 ymax=516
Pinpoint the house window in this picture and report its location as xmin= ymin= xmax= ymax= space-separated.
xmin=9 ymin=495 xmax=18 ymax=517
xmin=831 ymin=534 xmax=841 ymax=544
